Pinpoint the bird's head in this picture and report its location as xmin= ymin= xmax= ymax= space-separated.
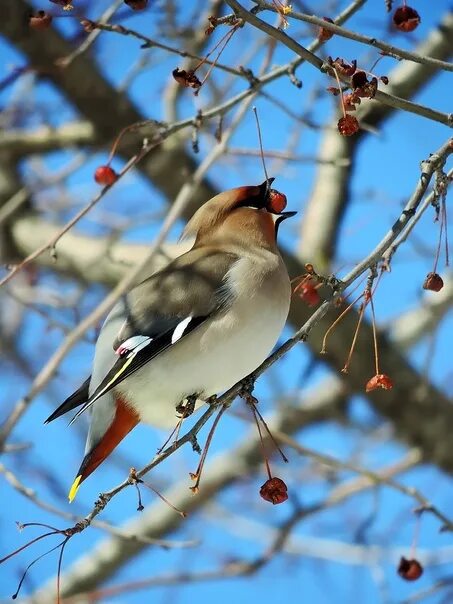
xmin=182 ymin=178 xmax=296 ymax=248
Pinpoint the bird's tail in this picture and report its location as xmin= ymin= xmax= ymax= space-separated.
xmin=68 ymin=396 xmax=139 ymax=502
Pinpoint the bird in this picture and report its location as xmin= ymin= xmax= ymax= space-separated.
xmin=45 ymin=178 xmax=295 ymax=502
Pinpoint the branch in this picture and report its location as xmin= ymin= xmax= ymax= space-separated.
xmin=0 ymin=122 xmax=95 ymax=157
xmin=253 ymin=1 xmax=453 ymax=73
xmin=226 ymin=1 xmax=453 ymax=126
xmin=26 ymin=378 xmax=348 ymax=600
xmin=11 ymin=138 xmax=453 ymax=600
xmin=298 ymin=13 xmax=453 ymax=264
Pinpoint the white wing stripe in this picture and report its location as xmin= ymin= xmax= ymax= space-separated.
xmin=171 ymin=317 xmax=192 ymax=344
xmin=116 ymin=335 xmax=152 ymax=357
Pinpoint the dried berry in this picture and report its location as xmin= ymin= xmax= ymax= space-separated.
xmin=380 ymin=76 xmax=389 ymax=85
xmin=80 ymin=19 xmax=96 ymax=33
xmin=267 ymin=189 xmax=287 ymax=214
xmin=338 ymin=115 xmax=359 ymax=136
xmin=351 ymin=70 xmax=368 ymax=89
xmin=423 ymin=272 xmax=444 ymax=292
xmin=326 ymin=86 xmax=341 ymax=96
xmin=125 ymin=0 xmax=148 ymax=9
xmin=343 ymin=93 xmax=361 ymax=112
xmin=318 ymin=17 xmax=334 ymax=42
xmin=393 ymin=6 xmax=421 ymax=32
xmin=330 ymin=57 xmax=357 ymax=77
xmin=260 ymin=477 xmax=288 ymax=505
xmin=49 ymin=0 xmax=73 ymax=8
xmin=172 ymin=68 xmax=201 ymax=89
xmin=398 ymin=557 xmax=423 ymax=581
xmin=365 ymin=373 xmax=393 ymax=392
xmin=29 ymin=11 xmax=52 ymax=30
xmin=94 ymin=165 xmax=118 ymax=186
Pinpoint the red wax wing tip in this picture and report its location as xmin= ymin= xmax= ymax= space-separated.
xmin=259 ymin=477 xmax=288 ymax=505
xmin=393 ymin=6 xmax=420 ymax=32
xmin=29 ymin=11 xmax=53 ymax=30
xmin=267 ymin=189 xmax=287 ymax=214
xmin=397 ymin=557 xmax=423 ymax=581
xmin=423 ymin=272 xmax=443 ymax=292
xmin=94 ymin=165 xmax=118 ymax=186
xmin=365 ymin=373 xmax=393 ymax=392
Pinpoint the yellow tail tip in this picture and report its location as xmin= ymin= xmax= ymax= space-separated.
xmin=68 ymin=475 xmax=82 ymax=503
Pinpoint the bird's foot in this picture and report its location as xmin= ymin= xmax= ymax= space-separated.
xmin=205 ymin=394 xmax=218 ymax=407
xmin=175 ymin=393 xmax=198 ymax=419
xmin=239 ymin=376 xmax=258 ymax=406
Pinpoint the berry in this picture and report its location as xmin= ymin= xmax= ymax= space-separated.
xmin=296 ymin=281 xmax=321 ymax=307
xmin=267 ymin=189 xmax=287 ymax=214
xmin=259 ymin=477 xmax=288 ymax=505
xmin=398 ymin=557 xmax=423 ymax=581
xmin=338 ymin=115 xmax=359 ymax=136
xmin=423 ymin=272 xmax=443 ymax=292
xmin=318 ymin=17 xmax=334 ymax=42
xmin=94 ymin=165 xmax=118 ymax=186
xmin=29 ymin=11 xmax=52 ymax=30
xmin=172 ymin=68 xmax=201 ymax=89
xmin=393 ymin=6 xmax=421 ymax=32
xmin=125 ymin=0 xmax=148 ymax=9
xmin=365 ymin=374 xmax=393 ymax=393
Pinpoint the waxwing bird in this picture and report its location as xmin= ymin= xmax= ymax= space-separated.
xmin=45 ymin=179 xmax=296 ymax=501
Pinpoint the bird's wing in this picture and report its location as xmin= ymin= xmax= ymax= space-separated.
xmin=44 ymin=377 xmax=91 ymax=423
xmin=68 ymin=248 xmax=238 ymax=423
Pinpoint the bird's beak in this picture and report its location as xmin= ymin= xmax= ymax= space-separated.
xmin=277 ymin=210 xmax=297 ymax=220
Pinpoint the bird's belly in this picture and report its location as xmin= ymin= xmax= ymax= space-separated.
xmin=115 ymin=299 xmax=288 ymax=428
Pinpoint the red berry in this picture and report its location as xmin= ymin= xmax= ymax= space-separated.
xmin=296 ymin=281 xmax=321 ymax=307
xmin=94 ymin=165 xmax=118 ymax=186
xmin=423 ymin=272 xmax=443 ymax=292
xmin=259 ymin=477 xmax=288 ymax=505
xmin=318 ymin=17 xmax=334 ymax=42
xmin=29 ymin=11 xmax=53 ymax=30
xmin=393 ymin=6 xmax=421 ymax=32
xmin=338 ymin=115 xmax=359 ymax=136
xmin=398 ymin=557 xmax=423 ymax=581
xmin=125 ymin=0 xmax=148 ymax=9
xmin=365 ymin=373 xmax=393 ymax=393
xmin=267 ymin=189 xmax=287 ymax=214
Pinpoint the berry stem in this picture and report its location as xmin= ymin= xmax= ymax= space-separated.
xmin=250 ymin=404 xmax=273 ymax=480
xmin=190 ymin=406 xmax=226 ymax=492
xmin=332 ymin=67 xmax=347 ymax=118
xmin=369 ymin=292 xmax=380 ymax=375
xmin=253 ymin=403 xmax=288 ymax=463
xmin=442 ymin=198 xmax=450 ymax=267
xmin=342 ymin=298 xmax=366 ymax=373
xmin=321 ymin=293 xmax=363 ymax=354
xmin=195 ymin=25 xmax=239 ymax=92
